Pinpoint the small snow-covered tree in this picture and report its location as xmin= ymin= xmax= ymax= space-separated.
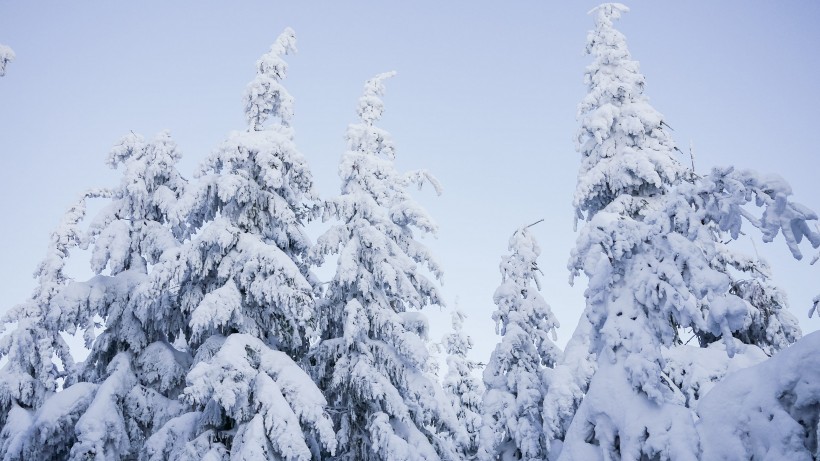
xmin=548 ymin=4 xmax=820 ymax=460
xmin=143 ymin=29 xmax=336 ymax=461
xmin=543 ymin=6 xmax=688 ymax=454
xmin=442 ymin=308 xmax=483 ymax=459
xmin=309 ymin=72 xmax=462 ymax=461
xmin=0 ymin=44 xmax=14 ymax=76
xmin=0 ymin=195 xmax=91 ymax=456
xmin=477 ymin=227 xmax=560 ymax=461
xmin=0 ymin=131 xmax=189 ymax=460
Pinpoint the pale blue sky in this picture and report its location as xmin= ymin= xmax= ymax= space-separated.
xmin=1 ymin=1 xmax=819 ymax=362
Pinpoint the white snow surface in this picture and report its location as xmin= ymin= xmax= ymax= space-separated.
xmin=698 ymin=331 xmax=820 ymax=460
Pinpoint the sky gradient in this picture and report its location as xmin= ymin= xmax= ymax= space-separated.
xmin=1 ymin=1 xmax=819 ymax=363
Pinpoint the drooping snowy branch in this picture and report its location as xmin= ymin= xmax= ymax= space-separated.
xmin=0 ymin=194 xmax=91 ymax=443
xmin=0 ymin=44 xmax=14 ymax=77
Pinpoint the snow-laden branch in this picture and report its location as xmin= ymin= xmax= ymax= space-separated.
xmin=0 ymin=44 xmax=14 ymax=77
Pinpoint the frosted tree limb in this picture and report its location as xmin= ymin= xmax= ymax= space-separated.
xmin=0 ymin=44 xmax=15 ymax=77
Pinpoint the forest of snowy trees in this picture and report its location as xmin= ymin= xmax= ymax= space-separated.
xmin=2 ymin=3 xmax=820 ymax=460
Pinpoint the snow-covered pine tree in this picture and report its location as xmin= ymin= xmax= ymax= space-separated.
xmin=442 ymin=308 xmax=483 ymax=459
xmin=309 ymin=72 xmax=462 ymax=461
xmin=477 ymin=227 xmax=560 ymax=461
xmin=0 ymin=44 xmax=13 ymax=76
xmin=142 ymin=29 xmax=337 ymax=461
xmin=0 ymin=131 xmax=189 ymax=460
xmin=548 ymin=4 xmax=820 ymax=460
xmin=542 ymin=6 xmax=689 ymax=455
xmin=0 ymin=194 xmax=92 ymax=456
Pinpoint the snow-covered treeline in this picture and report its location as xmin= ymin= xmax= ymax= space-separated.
xmin=2 ymin=4 xmax=820 ymax=461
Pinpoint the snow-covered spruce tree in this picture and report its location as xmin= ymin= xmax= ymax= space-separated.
xmin=442 ymin=308 xmax=483 ymax=459
xmin=309 ymin=72 xmax=462 ymax=461
xmin=477 ymin=227 xmax=560 ymax=461
xmin=0 ymin=131 xmax=189 ymax=460
xmin=0 ymin=44 xmax=13 ymax=76
xmin=542 ymin=6 xmax=688 ymax=456
xmin=546 ymin=4 xmax=820 ymax=460
xmin=0 ymin=195 xmax=92 ymax=455
xmin=142 ymin=29 xmax=336 ymax=460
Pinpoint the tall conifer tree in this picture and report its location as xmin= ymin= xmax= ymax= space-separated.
xmin=143 ymin=29 xmax=336 ymax=460
xmin=548 ymin=5 xmax=820 ymax=459
xmin=309 ymin=72 xmax=462 ymax=461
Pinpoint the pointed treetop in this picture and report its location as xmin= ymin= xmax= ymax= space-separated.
xmin=573 ymin=1 xmax=684 ymax=220
xmin=357 ymin=71 xmax=397 ymax=126
xmin=588 ymin=3 xmax=630 ymax=24
xmin=244 ymin=28 xmax=297 ymax=130
xmin=507 ymin=226 xmax=541 ymax=271
xmin=344 ymin=71 xmax=399 ymax=163
xmin=256 ymin=27 xmax=296 ymax=77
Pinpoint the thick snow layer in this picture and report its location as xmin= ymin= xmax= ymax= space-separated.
xmin=698 ymin=331 xmax=820 ymax=460
xmin=664 ymin=340 xmax=768 ymax=408
xmin=2 ymin=382 xmax=97 ymax=459
xmin=558 ymin=356 xmax=699 ymax=461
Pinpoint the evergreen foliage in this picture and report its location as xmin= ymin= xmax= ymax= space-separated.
xmin=1 ymin=130 xmax=188 ymax=460
xmin=442 ymin=309 xmax=483 ymax=459
xmin=143 ymin=28 xmax=336 ymax=460
xmin=548 ymin=4 xmax=820 ymax=460
xmin=478 ymin=227 xmax=560 ymax=461
xmin=1 ymin=8 xmax=820 ymax=461
xmin=308 ymin=72 xmax=461 ymax=461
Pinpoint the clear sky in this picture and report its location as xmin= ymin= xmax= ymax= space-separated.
xmin=1 ymin=1 xmax=819 ymax=364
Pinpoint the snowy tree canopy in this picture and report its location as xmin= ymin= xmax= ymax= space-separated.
xmin=0 ymin=130 xmax=189 ymax=460
xmin=309 ymin=71 xmax=462 ymax=461
xmin=550 ymin=4 xmax=820 ymax=461
xmin=573 ymin=2 xmax=684 ymax=223
xmin=478 ymin=227 xmax=560 ymax=461
xmin=0 ymin=195 xmax=91 ymax=451
xmin=142 ymin=28 xmax=336 ymax=460
xmin=0 ymin=44 xmax=13 ymax=76
xmin=2 ymin=6 xmax=820 ymax=461
xmin=0 ymin=27 xmax=338 ymax=461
